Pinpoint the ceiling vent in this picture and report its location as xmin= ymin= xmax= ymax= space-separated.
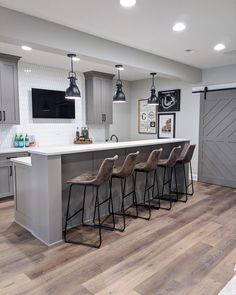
xmin=223 ymin=50 xmax=236 ymax=55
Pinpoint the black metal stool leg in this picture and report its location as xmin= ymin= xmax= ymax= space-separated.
xmin=132 ymin=172 xmax=139 ymax=218
xmin=190 ymin=161 xmax=194 ymax=195
xmin=64 ymin=184 xmax=73 ymax=241
xmin=120 ymin=178 xmax=126 ymax=232
xmin=182 ymin=163 xmax=188 ymax=202
xmin=95 ymin=186 xmax=102 ymax=248
xmin=81 ymin=185 xmax=86 ymax=225
xmin=109 ymin=179 xmax=116 ymax=230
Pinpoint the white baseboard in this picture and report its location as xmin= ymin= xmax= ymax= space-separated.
xmin=191 ymin=173 xmax=198 ymax=181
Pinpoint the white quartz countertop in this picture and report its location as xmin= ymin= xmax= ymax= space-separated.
xmin=0 ymin=147 xmax=30 ymax=155
xmin=29 ymin=138 xmax=190 ymax=156
xmin=11 ymin=157 xmax=32 ymax=167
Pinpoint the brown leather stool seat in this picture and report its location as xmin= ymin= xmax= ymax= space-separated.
xmin=64 ymin=155 xmax=118 ymax=248
xmin=134 ymin=148 xmax=163 ymax=220
xmin=175 ymin=144 xmax=196 ymax=201
xmin=157 ymin=146 xmax=182 ymax=210
xmin=111 ymin=151 xmax=139 ymax=231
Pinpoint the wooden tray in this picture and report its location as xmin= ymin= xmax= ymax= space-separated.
xmin=74 ymin=139 xmax=93 ymax=144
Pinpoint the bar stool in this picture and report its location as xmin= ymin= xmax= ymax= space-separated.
xmin=134 ymin=148 xmax=163 ymax=220
xmin=64 ymin=155 xmax=118 ymax=248
xmin=175 ymin=144 xmax=196 ymax=202
xmin=112 ymin=151 xmax=139 ymax=232
xmin=157 ymin=146 xmax=182 ymax=210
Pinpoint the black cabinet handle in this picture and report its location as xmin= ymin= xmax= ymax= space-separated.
xmin=3 ymin=111 xmax=6 ymax=121
xmin=10 ymin=166 xmax=12 ymax=177
xmin=0 ymin=111 xmax=2 ymax=121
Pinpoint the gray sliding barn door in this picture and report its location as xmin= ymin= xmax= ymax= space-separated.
xmin=198 ymin=89 xmax=236 ymax=188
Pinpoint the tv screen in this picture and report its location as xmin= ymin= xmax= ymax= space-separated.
xmin=32 ymin=88 xmax=75 ymax=119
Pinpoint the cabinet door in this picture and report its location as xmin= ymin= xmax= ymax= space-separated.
xmin=102 ymin=78 xmax=113 ymax=124
xmin=0 ymin=61 xmax=20 ymax=124
xmin=0 ymin=161 xmax=13 ymax=198
xmin=93 ymin=77 xmax=104 ymax=123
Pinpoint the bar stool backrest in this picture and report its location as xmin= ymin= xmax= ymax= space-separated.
xmin=166 ymin=146 xmax=182 ymax=167
xmin=145 ymin=148 xmax=163 ymax=171
xmin=94 ymin=155 xmax=118 ymax=186
xmin=182 ymin=144 xmax=196 ymax=163
xmin=118 ymin=151 xmax=140 ymax=177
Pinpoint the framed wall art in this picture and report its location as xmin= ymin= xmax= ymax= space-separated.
xmin=158 ymin=89 xmax=181 ymax=112
xmin=138 ymin=99 xmax=157 ymax=134
xmin=158 ymin=113 xmax=176 ymax=139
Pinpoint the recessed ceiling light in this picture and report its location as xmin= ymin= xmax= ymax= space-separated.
xmin=120 ymin=0 xmax=136 ymax=7
xmin=21 ymin=45 xmax=32 ymax=51
xmin=184 ymin=49 xmax=196 ymax=53
xmin=214 ymin=43 xmax=225 ymax=51
xmin=173 ymin=22 xmax=186 ymax=32
xmin=72 ymin=56 xmax=80 ymax=62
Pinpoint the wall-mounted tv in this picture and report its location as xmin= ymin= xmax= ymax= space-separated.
xmin=32 ymin=88 xmax=75 ymax=119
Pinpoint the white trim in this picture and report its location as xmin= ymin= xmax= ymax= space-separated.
xmin=192 ymin=82 xmax=236 ymax=93
xmin=14 ymin=220 xmax=63 ymax=247
xmin=191 ymin=173 xmax=198 ymax=181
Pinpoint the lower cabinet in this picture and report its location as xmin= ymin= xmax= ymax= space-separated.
xmin=0 ymin=161 xmax=13 ymax=198
xmin=0 ymin=152 xmax=28 ymax=198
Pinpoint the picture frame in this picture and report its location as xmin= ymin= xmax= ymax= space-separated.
xmin=158 ymin=113 xmax=176 ymax=139
xmin=158 ymin=89 xmax=181 ymax=112
xmin=138 ymin=99 xmax=157 ymax=134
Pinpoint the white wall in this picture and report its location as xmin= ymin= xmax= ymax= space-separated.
xmin=129 ymin=78 xmax=200 ymax=177
xmin=202 ymin=64 xmax=236 ymax=85
xmin=0 ymin=62 xmax=111 ymax=148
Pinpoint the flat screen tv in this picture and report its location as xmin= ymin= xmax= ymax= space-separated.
xmin=32 ymin=88 xmax=75 ymax=119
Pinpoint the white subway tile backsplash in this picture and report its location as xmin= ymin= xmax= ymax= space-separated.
xmin=0 ymin=62 xmax=106 ymax=148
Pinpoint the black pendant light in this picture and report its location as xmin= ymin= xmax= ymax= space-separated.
xmin=113 ymin=65 xmax=126 ymax=103
xmin=65 ymin=53 xmax=81 ymax=99
xmin=148 ymin=73 xmax=159 ymax=105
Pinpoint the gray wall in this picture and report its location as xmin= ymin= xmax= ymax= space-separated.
xmin=129 ymin=78 xmax=200 ymax=177
xmin=202 ymin=64 xmax=236 ymax=85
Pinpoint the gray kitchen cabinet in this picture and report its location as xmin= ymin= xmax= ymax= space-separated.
xmin=0 ymin=53 xmax=21 ymax=124
xmin=84 ymin=71 xmax=114 ymax=124
xmin=0 ymin=160 xmax=13 ymax=198
xmin=0 ymin=152 xmax=28 ymax=198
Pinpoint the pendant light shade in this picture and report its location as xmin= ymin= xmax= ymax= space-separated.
xmin=113 ymin=65 xmax=126 ymax=103
xmin=65 ymin=54 xmax=81 ymax=99
xmin=148 ymin=73 xmax=159 ymax=105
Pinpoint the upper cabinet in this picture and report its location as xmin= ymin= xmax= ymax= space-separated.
xmin=84 ymin=71 xmax=114 ymax=125
xmin=0 ymin=53 xmax=21 ymax=124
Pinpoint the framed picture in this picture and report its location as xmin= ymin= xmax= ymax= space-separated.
xmin=158 ymin=89 xmax=181 ymax=112
xmin=158 ymin=113 xmax=176 ymax=139
xmin=138 ymin=99 xmax=157 ymax=134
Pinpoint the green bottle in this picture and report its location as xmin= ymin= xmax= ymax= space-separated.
xmin=19 ymin=134 xmax=24 ymax=148
xmin=14 ymin=134 xmax=19 ymax=148
xmin=25 ymin=134 xmax=30 ymax=147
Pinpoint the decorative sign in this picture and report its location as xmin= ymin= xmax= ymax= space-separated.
xmin=138 ymin=99 xmax=157 ymax=134
xmin=158 ymin=89 xmax=181 ymax=112
xmin=158 ymin=113 xmax=176 ymax=138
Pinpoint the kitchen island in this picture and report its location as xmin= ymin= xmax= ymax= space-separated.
xmin=12 ymin=138 xmax=190 ymax=246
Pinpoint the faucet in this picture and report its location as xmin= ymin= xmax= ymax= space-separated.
xmin=110 ymin=134 xmax=119 ymax=142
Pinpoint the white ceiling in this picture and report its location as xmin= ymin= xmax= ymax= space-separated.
xmin=0 ymin=0 xmax=235 ymax=69
xmin=0 ymin=42 xmax=150 ymax=81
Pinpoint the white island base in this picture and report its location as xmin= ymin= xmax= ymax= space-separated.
xmin=12 ymin=139 xmax=190 ymax=246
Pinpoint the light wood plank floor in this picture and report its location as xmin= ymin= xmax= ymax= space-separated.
xmin=0 ymin=182 xmax=236 ymax=295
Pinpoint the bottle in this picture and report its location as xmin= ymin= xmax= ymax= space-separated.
xmin=25 ymin=134 xmax=30 ymax=147
xmin=14 ymin=134 xmax=19 ymax=148
xmin=19 ymin=134 xmax=24 ymax=148
xmin=76 ymin=127 xmax=80 ymax=141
